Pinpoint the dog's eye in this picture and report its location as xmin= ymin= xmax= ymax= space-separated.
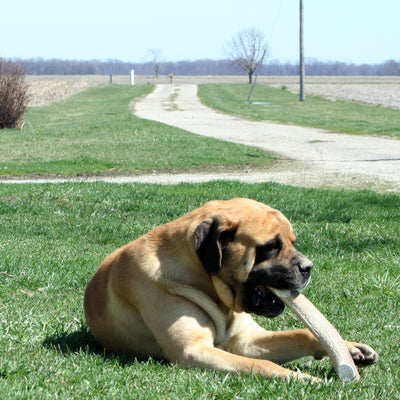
xmin=255 ymin=237 xmax=282 ymax=264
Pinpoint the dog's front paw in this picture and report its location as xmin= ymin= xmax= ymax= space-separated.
xmin=346 ymin=342 xmax=379 ymax=366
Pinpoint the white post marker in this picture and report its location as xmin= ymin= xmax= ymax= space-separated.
xmin=130 ymin=69 xmax=135 ymax=85
xmin=269 ymin=288 xmax=359 ymax=382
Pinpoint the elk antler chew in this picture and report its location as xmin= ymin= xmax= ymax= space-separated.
xmin=268 ymin=288 xmax=359 ymax=382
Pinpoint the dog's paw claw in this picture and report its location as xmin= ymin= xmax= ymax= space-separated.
xmin=348 ymin=343 xmax=379 ymax=366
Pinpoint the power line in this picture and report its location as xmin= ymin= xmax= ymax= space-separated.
xmin=268 ymin=0 xmax=285 ymax=42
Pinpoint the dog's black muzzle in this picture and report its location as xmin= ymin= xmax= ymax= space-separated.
xmin=242 ymin=258 xmax=313 ymax=318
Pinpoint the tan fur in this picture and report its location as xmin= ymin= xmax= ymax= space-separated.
xmin=84 ymin=198 xmax=377 ymax=381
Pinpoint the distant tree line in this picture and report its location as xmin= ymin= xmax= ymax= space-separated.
xmin=267 ymin=58 xmax=400 ymax=76
xmin=15 ymin=57 xmax=400 ymax=76
xmin=19 ymin=58 xmax=245 ymax=76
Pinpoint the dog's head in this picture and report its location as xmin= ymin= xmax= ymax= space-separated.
xmin=193 ymin=198 xmax=313 ymax=318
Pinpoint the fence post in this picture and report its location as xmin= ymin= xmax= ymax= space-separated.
xmin=109 ymin=74 xmax=112 ymax=84
xmin=130 ymin=70 xmax=135 ymax=85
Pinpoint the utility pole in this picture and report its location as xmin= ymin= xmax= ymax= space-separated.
xmin=299 ymin=0 xmax=305 ymax=101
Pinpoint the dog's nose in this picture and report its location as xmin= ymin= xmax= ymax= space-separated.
xmin=298 ymin=261 xmax=313 ymax=279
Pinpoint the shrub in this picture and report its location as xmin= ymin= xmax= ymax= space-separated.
xmin=0 ymin=58 xmax=30 ymax=129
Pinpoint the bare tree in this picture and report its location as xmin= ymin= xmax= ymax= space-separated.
xmin=224 ymin=28 xmax=269 ymax=83
xmin=147 ymin=48 xmax=163 ymax=77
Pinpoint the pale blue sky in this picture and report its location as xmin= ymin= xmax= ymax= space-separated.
xmin=2 ymin=0 xmax=399 ymax=64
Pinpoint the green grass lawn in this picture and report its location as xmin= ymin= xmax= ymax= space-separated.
xmin=2 ymin=83 xmax=399 ymax=179
xmin=0 ymin=83 xmax=399 ymax=398
xmin=1 ymin=181 xmax=398 ymax=399
xmin=198 ymin=84 xmax=400 ymax=139
xmin=0 ymin=85 xmax=274 ymax=177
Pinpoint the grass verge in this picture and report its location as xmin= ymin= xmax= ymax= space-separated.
xmin=0 ymin=85 xmax=274 ymax=177
xmin=198 ymin=84 xmax=400 ymax=139
xmin=1 ymin=181 xmax=398 ymax=399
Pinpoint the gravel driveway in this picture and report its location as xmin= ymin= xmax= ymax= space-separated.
xmin=132 ymin=84 xmax=400 ymax=192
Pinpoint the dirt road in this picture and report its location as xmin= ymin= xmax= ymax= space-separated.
xmin=133 ymin=84 xmax=400 ymax=191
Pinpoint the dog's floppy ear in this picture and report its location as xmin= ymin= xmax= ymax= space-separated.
xmin=194 ymin=217 xmax=236 ymax=275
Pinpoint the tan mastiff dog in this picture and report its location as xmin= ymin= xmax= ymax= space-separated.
xmin=84 ymin=198 xmax=378 ymax=381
